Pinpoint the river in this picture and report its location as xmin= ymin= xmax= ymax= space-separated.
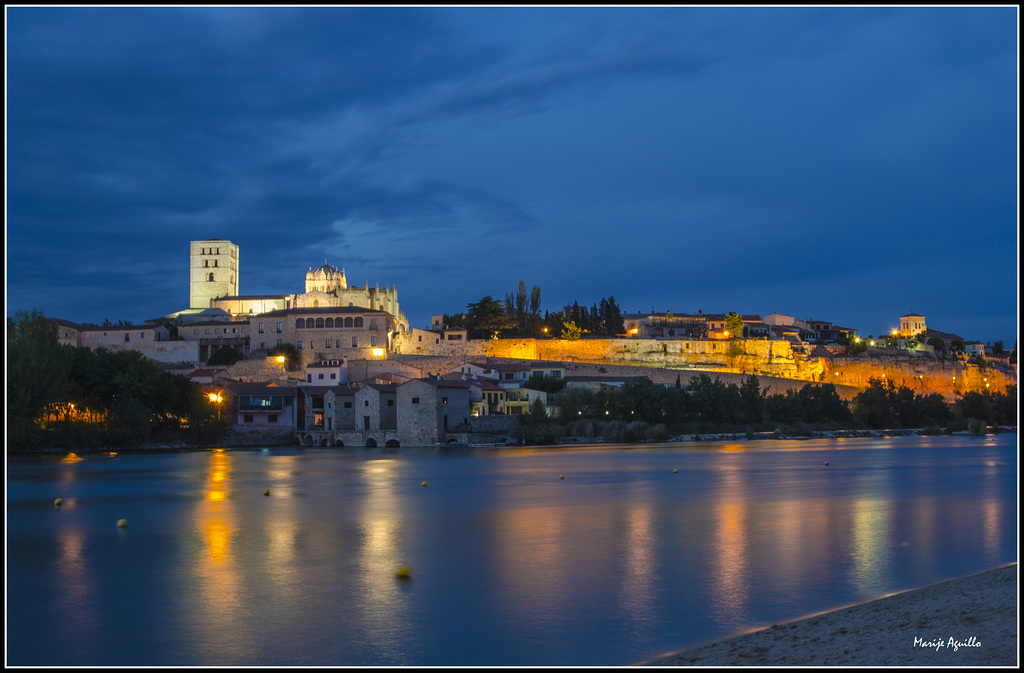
xmin=5 ymin=434 xmax=1017 ymax=666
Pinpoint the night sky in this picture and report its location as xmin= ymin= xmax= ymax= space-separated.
xmin=6 ymin=7 xmax=1018 ymax=344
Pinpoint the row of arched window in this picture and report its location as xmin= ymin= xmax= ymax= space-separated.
xmin=297 ymin=317 xmax=365 ymax=329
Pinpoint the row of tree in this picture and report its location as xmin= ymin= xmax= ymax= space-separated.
xmin=8 ymin=311 xmax=223 ymax=450
xmin=443 ymin=283 xmax=627 ymax=339
xmin=529 ymin=374 xmax=1015 ymax=436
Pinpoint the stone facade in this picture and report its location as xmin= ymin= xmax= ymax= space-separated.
xmin=190 ymin=239 xmax=239 ymax=309
xmin=396 ymin=379 xmax=472 ymax=447
xmin=252 ymin=306 xmax=399 ymax=366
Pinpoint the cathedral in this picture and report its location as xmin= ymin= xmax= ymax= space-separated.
xmin=188 ymin=239 xmax=407 ymax=331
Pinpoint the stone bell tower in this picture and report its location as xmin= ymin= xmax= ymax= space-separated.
xmin=190 ymin=239 xmax=239 ymax=309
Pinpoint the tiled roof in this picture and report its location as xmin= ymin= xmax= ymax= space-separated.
xmin=258 ymin=306 xmax=389 ymax=317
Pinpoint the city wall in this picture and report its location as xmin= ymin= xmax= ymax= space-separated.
xmin=391 ymin=334 xmax=1016 ymax=400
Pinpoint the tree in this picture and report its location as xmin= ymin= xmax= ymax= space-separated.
xmin=560 ymin=320 xmax=582 ymax=340
xmin=949 ymin=338 xmax=966 ymax=354
xmin=927 ymin=336 xmax=946 ymax=352
xmin=991 ymin=341 xmax=1004 ymax=356
xmin=465 ymin=295 xmax=512 ymax=339
xmin=269 ymin=343 xmax=299 ymax=369
xmin=207 ymin=345 xmax=240 ymax=366
xmin=8 ymin=311 xmax=74 ymax=446
xmin=725 ymin=311 xmax=744 ymax=339
xmin=529 ymin=397 xmax=548 ymax=422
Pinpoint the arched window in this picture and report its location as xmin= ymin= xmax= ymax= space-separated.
xmin=305 ymin=318 xmax=315 ymax=329
xmin=208 ymin=273 xmax=214 ymax=282
xmin=313 ymin=300 xmax=319 ymax=308
xmin=204 ymin=260 xmax=209 ymax=268
xmin=315 ymin=318 xmax=324 ymax=328
xmin=354 ymin=317 xmax=363 ymax=328
xmin=325 ymin=318 xmax=334 ymax=328
xmin=344 ymin=317 xmax=353 ymax=327
xmin=296 ymin=319 xmax=304 ymax=329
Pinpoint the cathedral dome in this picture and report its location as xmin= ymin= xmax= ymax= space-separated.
xmin=309 ymin=263 xmax=342 ymax=280
xmin=305 ymin=262 xmax=347 ymax=293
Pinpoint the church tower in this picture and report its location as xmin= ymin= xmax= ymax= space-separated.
xmin=190 ymin=239 xmax=239 ymax=309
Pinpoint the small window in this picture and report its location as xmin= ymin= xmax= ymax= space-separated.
xmin=297 ymin=341 xmax=303 ymax=349
xmin=330 ymin=373 xmax=336 ymax=379
xmin=268 ymin=414 xmax=277 ymax=423
xmin=205 ymin=329 xmax=211 ymax=334
xmin=193 ymin=329 xmax=199 ymax=335
xmin=214 ymin=260 xmax=218 ymax=267
xmin=204 ymin=260 xmax=209 ymax=267
xmin=316 ymin=318 xmax=324 ymax=328
xmin=307 ymin=374 xmax=312 ymax=383
xmin=352 ymin=337 xmax=358 ymax=347
xmin=442 ymin=397 xmax=448 ymax=404
xmin=344 ymin=402 xmax=352 ymax=409
xmin=326 ymin=341 xmax=332 ymax=349
xmin=318 ymin=373 xmax=324 ymax=380
xmin=354 ymin=317 xmax=363 ymax=328
xmin=258 ymin=323 xmax=265 ymax=333
xmin=310 ymin=342 xmax=314 ymax=349
xmin=412 ymin=397 xmax=420 ymax=404
xmin=243 ymin=414 xmax=254 ymax=423
xmin=276 ymin=323 xmax=283 ymax=333
xmin=387 ymin=400 xmax=394 ymax=407
xmin=364 ymin=400 xmax=369 ymax=407
xmin=208 ymin=273 xmax=215 ymax=282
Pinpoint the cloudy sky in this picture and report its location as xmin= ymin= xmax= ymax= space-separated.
xmin=6 ymin=7 xmax=1018 ymax=344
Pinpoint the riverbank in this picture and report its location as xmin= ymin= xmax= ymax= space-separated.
xmin=644 ymin=563 xmax=1018 ymax=667
xmin=9 ymin=425 xmax=1017 ymax=454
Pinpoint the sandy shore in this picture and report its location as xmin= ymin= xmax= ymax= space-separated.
xmin=645 ymin=563 xmax=1017 ymax=667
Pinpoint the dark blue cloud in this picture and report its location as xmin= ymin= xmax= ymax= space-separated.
xmin=6 ymin=7 xmax=1017 ymax=344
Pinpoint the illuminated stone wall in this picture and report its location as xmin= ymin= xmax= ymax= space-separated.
xmin=190 ymin=240 xmax=239 ymax=309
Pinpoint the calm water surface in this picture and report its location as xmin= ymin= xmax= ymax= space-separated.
xmin=6 ymin=435 xmax=1017 ymax=666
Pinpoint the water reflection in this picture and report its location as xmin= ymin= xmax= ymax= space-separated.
xmin=184 ymin=450 xmax=252 ymax=662
xmin=849 ymin=498 xmax=892 ymax=596
xmin=355 ymin=458 xmax=415 ymax=664
xmin=616 ymin=506 xmax=657 ymax=627
xmin=709 ymin=460 xmax=749 ymax=627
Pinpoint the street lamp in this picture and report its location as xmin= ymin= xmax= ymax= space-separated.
xmin=208 ymin=392 xmax=223 ymax=420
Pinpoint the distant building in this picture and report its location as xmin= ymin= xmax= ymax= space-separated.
xmin=899 ymin=313 xmax=927 ymax=338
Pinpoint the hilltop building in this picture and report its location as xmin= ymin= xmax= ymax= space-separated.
xmin=185 ymin=239 xmax=406 ymax=331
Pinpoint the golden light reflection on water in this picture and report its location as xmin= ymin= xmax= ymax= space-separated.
xmin=850 ymin=498 xmax=892 ymax=596
xmin=982 ymin=500 xmax=1002 ymax=559
xmin=354 ymin=459 xmax=415 ymax=661
xmin=182 ymin=450 xmax=254 ymax=660
xmin=616 ymin=506 xmax=657 ymax=625
xmin=709 ymin=463 xmax=749 ymax=626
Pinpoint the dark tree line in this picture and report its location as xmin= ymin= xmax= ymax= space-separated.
xmin=7 ymin=311 xmax=223 ymax=450
xmin=551 ymin=375 xmax=851 ymax=430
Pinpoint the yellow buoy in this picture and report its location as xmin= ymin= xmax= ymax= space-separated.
xmin=263 ymin=489 xmax=270 ymax=496
xmin=54 ymin=498 xmax=63 ymax=506
xmin=395 ymin=565 xmax=413 ymax=578
xmin=673 ymin=469 xmax=678 ymax=473
xmin=117 ymin=519 xmax=127 ymax=528
xmin=559 ymin=474 xmax=565 ymax=479
xmin=825 ymin=461 xmax=829 ymax=466
xmin=421 ymin=481 xmax=428 ymax=487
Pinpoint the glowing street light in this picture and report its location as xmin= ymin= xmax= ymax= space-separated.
xmin=276 ymin=355 xmax=285 ymax=364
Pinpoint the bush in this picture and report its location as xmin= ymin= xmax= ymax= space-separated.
xmin=967 ymin=418 xmax=987 ymax=436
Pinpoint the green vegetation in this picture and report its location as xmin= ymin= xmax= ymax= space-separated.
xmin=560 ymin=320 xmax=582 ymax=340
xmin=725 ymin=311 xmax=744 ymax=339
xmin=463 ymin=295 xmax=512 ymax=339
xmin=520 ymin=373 xmax=1017 ymax=446
xmin=207 ymin=345 xmax=241 ymax=366
xmin=7 ymin=310 xmax=224 ymax=452
xmin=269 ymin=343 xmax=299 ymax=369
